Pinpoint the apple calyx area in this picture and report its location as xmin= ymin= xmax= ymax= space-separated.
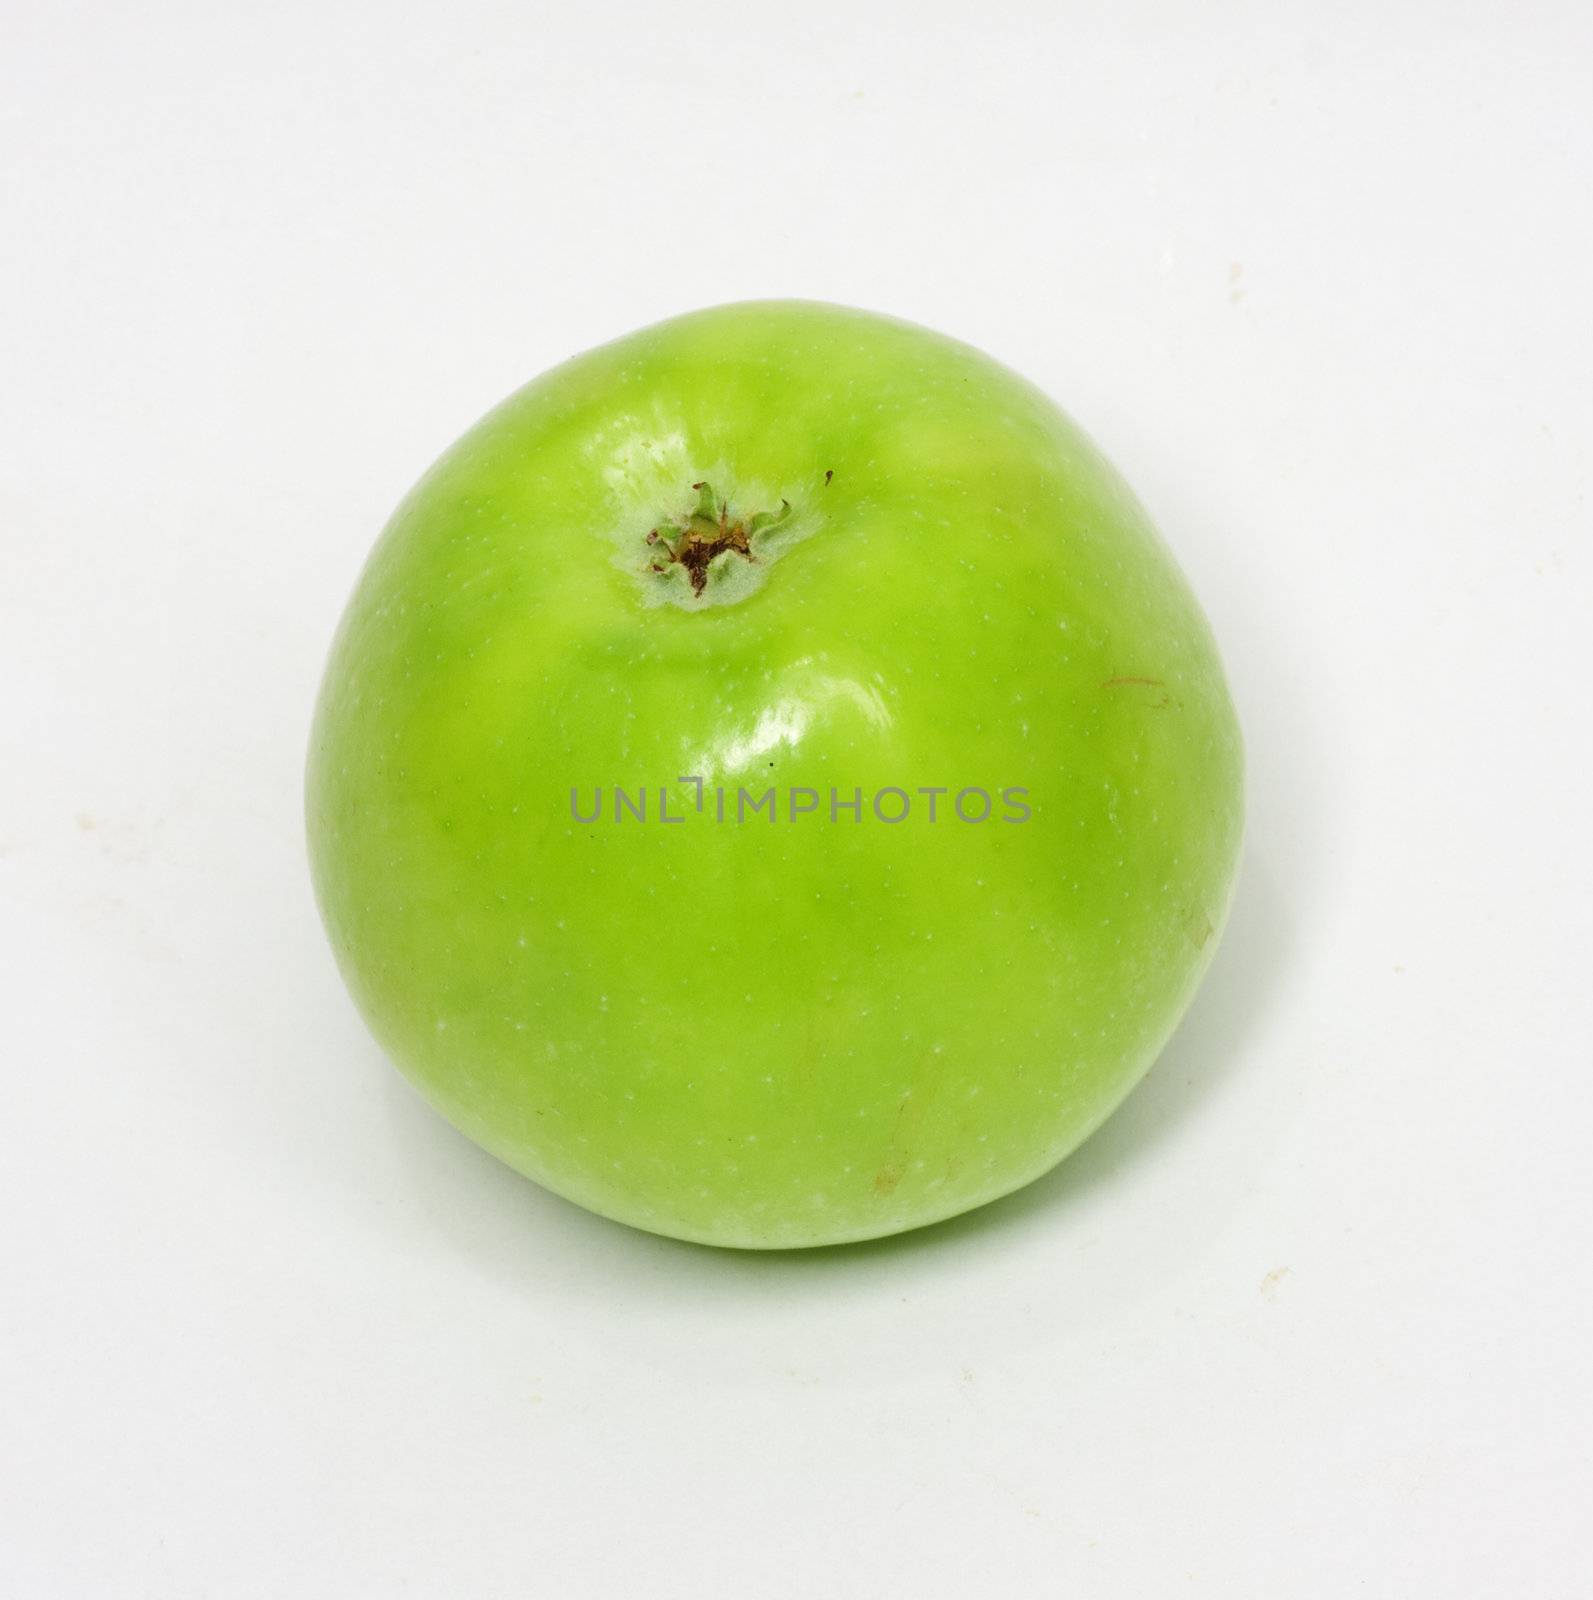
xmin=645 ymin=481 xmax=792 ymax=597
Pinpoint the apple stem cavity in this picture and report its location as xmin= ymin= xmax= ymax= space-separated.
xmin=646 ymin=481 xmax=792 ymax=597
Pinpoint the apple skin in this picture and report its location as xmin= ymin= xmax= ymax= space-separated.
xmin=306 ymin=301 xmax=1243 ymax=1249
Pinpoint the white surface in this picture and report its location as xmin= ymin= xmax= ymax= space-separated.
xmin=3 ymin=3 xmax=1590 ymax=1595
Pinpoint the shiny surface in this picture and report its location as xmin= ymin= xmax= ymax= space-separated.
xmin=307 ymin=301 xmax=1243 ymax=1247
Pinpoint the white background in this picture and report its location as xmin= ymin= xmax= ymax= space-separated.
xmin=3 ymin=2 xmax=1590 ymax=1595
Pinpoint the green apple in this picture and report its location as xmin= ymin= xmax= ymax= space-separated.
xmin=306 ymin=301 xmax=1243 ymax=1249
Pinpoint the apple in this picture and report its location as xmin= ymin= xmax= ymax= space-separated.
xmin=306 ymin=301 xmax=1243 ymax=1249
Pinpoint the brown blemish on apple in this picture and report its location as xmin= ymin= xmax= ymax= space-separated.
xmin=870 ymin=1059 xmax=947 ymax=1202
xmin=1103 ymin=676 xmax=1173 ymax=708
